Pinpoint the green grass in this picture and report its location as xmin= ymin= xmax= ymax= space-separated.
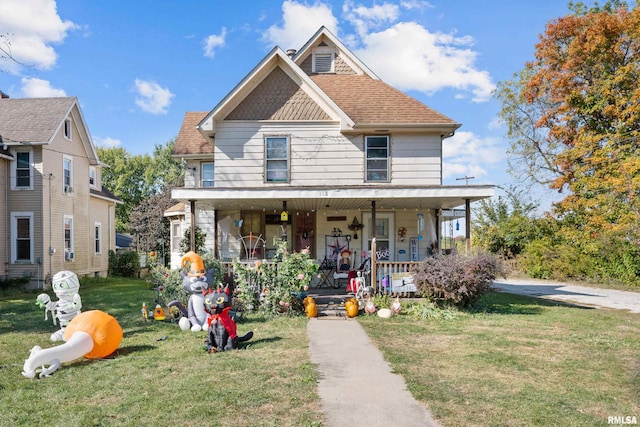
xmin=0 ymin=278 xmax=323 ymax=427
xmin=358 ymin=292 xmax=640 ymax=427
xmin=3 ymin=279 xmax=639 ymax=426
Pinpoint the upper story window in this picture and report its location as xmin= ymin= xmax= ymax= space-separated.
xmin=365 ymin=136 xmax=390 ymax=182
xmin=265 ymin=136 xmax=290 ymax=183
xmin=201 ymin=162 xmax=214 ymax=187
xmin=64 ymin=118 xmax=72 ymax=140
xmin=89 ymin=166 xmax=97 ymax=188
xmin=15 ymin=151 xmax=32 ymax=189
xmin=312 ymin=47 xmax=335 ymax=73
xmin=63 ymin=156 xmax=73 ymax=194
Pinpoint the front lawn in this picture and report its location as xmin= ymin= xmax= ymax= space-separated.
xmin=0 ymin=278 xmax=323 ymax=427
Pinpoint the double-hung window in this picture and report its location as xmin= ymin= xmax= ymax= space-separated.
xmin=94 ymin=223 xmax=102 ymax=254
xmin=265 ymin=136 xmax=289 ymax=183
xmin=365 ymin=136 xmax=390 ymax=182
xmin=12 ymin=212 xmax=33 ymax=263
xmin=201 ymin=162 xmax=214 ymax=187
xmin=15 ymin=151 xmax=31 ymax=189
xmin=64 ymin=216 xmax=74 ymax=261
xmin=63 ymin=156 xmax=73 ymax=194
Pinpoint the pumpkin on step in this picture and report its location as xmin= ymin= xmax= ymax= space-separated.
xmin=305 ymin=298 xmax=318 ymax=318
xmin=344 ymin=298 xmax=359 ymax=318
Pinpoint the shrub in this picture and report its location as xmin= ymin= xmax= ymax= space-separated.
xmin=412 ymin=253 xmax=502 ymax=309
xmin=109 ymin=250 xmax=140 ymax=277
xmin=233 ymin=240 xmax=318 ymax=316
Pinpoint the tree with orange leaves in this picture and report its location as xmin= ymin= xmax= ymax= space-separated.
xmin=497 ymin=1 xmax=640 ymax=247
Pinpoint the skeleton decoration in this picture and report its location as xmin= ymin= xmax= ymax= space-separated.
xmin=36 ymin=271 xmax=82 ymax=341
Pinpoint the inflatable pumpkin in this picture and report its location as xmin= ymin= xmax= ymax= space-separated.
xmin=64 ymin=310 xmax=123 ymax=359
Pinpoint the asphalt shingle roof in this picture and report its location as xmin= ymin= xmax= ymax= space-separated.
xmin=173 ymin=112 xmax=210 ymax=156
xmin=0 ymin=97 xmax=76 ymax=143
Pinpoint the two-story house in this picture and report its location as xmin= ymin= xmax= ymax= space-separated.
xmin=0 ymin=96 xmax=119 ymax=289
xmin=169 ymin=27 xmax=493 ymax=275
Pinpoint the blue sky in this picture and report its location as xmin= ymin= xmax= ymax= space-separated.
xmin=1 ymin=0 xmax=570 ymax=202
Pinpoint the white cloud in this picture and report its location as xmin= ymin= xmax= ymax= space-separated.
xmin=262 ymin=0 xmax=338 ymax=50
xmin=20 ymin=77 xmax=66 ymax=97
xmin=343 ymin=1 xmax=399 ymax=37
xmin=355 ymin=22 xmax=495 ymax=102
xmin=94 ymin=136 xmax=121 ymax=149
xmin=442 ymin=131 xmax=504 ymax=179
xmin=203 ymin=27 xmax=227 ymax=58
xmin=134 ymin=79 xmax=174 ymax=115
xmin=0 ymin=0 xmax=77 ymax=74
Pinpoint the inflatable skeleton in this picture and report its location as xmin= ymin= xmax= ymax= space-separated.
xmin=36 ymin=271 xmax=82 ymax=341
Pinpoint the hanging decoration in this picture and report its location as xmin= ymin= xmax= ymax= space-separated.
xmin=417 ymin=213 xmax=425 ymax=240
xmin=347 ymin=217 xmax=364 ymax=239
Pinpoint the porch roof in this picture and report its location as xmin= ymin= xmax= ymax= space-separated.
xmin=171 ymin=184 xmax=494 ymax=212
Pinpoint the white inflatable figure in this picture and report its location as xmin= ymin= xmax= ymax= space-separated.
xmin=36 ymin=271 xmax=82 ymax=341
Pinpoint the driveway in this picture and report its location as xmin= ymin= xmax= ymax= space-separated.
xmin=492 ymin=278 xmax=640 ymax=314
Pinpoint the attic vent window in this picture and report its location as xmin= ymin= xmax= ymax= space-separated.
xmin=312 ymin=48 xmax=335 ymax=73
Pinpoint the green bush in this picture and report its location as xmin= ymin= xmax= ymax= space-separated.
xmin=108 ymin=250 xmax=140 ymax=277
xmin=233 ymin=240 xmax=318 ymax=315
xmin=412 ymin=253 xmax=502 ymax=309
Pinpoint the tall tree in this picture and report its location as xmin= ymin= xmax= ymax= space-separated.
xmin=496 ymin=1 xmax=640 ymax=243
xmin=98 ymin=140 xmax=183 ymax=233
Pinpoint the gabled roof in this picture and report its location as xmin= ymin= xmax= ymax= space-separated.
xmin=173 ymin=112 xmax=210 ymax=157
xmin=0 ymin=97 xmax=100 ymax=163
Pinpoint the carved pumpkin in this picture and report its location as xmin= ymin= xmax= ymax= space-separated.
xmin=305 ymin=298 xmax=318 ymax=318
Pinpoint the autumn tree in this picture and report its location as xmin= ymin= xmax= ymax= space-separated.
xmin=129 ymin=185 xmax=175 ymax=265
xmin=496 ymin=1 xmax=640 ymax=244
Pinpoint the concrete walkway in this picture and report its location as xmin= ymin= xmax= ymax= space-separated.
xmin=492 ymin=278 xmax=640 ymax=313
xmin=308 ymin=316 xmax=439 ymax=427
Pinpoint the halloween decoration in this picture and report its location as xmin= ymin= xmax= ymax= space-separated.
xmin=36 ymin=270 xmax=82 ymax=342
xmin=22 ymin=310 xmax=122 ymax=378
xmin=168 ymin=251 xmax=215 ymax=331
xmin=391 ymin=297 xmax=402 ymax=314
xmin=153 ymin=304 xmax=166 ymax=321
xmin=203 ymin=285 xmax=253 ymax=352
xmin=305 ymin=297 xmax=318 ymax=318
xmin=365 ymin=296 xmax=377 ymax=315
xmin=344 ymin=298 xmax=359 ymax=318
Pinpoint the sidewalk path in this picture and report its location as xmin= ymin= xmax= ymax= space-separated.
xmin=308 ymin=317 xmax=439 ymax=427
xmin=492 ymin=278 xmax=640 ymax=313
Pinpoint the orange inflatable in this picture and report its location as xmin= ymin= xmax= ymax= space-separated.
xmin=64 ymin=310 xmax=123 ymax=359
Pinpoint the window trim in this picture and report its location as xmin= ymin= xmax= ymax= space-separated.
xmin=12 ymin=149 xmax=33 ymax=190
xmin=64 ymin=118 xmax=72 ymax=140
xmin=264 ymin=135 xmax=290 ymax=183
xmin=63 ymin=155 xmax=73 ymax=194
xmin=89 ymin=166 xmax=97 ymax=188
xmin=64 ymin=215 xmax=74 ymax=261
xmin=94 ymin=222 xmax=102 ymax=255
xmin=11 ymin=212 xmax=34 ymax=263
xmin=365 ymin=135 xmax=390 ymax=182
xmin=201 ymin=162 xmax=214 ymax=187
xmin=171 ymin=221 xmax=182 ymax=252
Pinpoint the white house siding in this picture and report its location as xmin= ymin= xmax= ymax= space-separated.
xmin=89 ymin=197 xmax=113 ymax=277
xmin=390 ymin=134 xmax=442 ymax=185
xmin=0 ymin=158 xmax=7 ymax=277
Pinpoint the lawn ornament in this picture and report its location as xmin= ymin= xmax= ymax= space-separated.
xmin=168 ymin=251 xmax=215 ymax=332
xmin=153 ymin=304 xmax=166 ymax=321
xmin=377 ymin=308 xmax=392 ymax=318
xmin=391 ymin=297 xmax=402 ymax=314
xmin=36 ymin=270 xmax=82 ymax=341
xmin=365 ymin=296 xmax=377 ymax=315
xmin=344 ymin=298 xmax=359 ymax=318
xmin=305 ymin=297 xmax=318 ymax=318
xmin=203 ymin=285 xmax=253 ymax=352
xmin=22 ymin=310 xmax=122 ymax=378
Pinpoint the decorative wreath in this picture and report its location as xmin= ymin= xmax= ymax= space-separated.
xmin=397 ymin=227 xmax=407 ymax=237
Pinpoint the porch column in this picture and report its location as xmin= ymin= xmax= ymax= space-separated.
xmin=465 ymin=198 xmax=471 ymax=255
xmin=371 ymin=201 xmax=376 ymax=291
xmin=190 ymin=200 xmax=196 ymax=252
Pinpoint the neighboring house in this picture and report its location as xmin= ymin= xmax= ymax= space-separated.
xmin=0 ymin=96 xmax=119 ymax=289
xmin=169 ymin=26 xmax=494 ymax=273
